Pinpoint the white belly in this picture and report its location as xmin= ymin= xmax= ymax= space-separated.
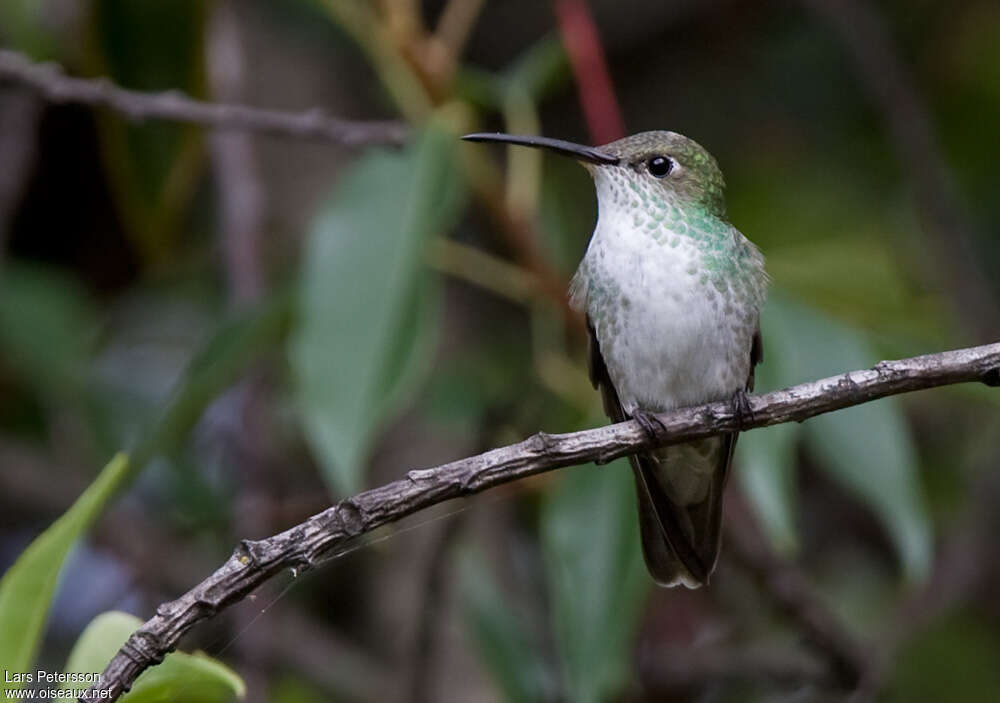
xmin=573 ymin=225 xmax=754 ymax=414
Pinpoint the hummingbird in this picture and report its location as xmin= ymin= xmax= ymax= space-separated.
xmin=463 ymin=131 xmax=767 ymax=587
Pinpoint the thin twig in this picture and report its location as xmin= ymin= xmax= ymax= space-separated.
xmin=77 ymin=342 xmax=1000 ymax=701
xmin=205 ymin=9 xmax=277 ymax=701
xmin=427 ymin=237 xmax=538 ymax=304
xmin=434 ymin=0 xmax=486 ymax=61
xmin=0 ymin=49 xmax=408 ymax=146
xmin=208 ymin=0 xmax=267 ymax=304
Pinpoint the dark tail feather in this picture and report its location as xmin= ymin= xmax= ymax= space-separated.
xmin=629 ymin=433 xmax=736 ymax=588
xmin=582 ymin=315 xmax=738 ymax=588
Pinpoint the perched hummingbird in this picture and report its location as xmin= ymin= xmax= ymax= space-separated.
xmin=463 ymin=131 xmax=767 ymax=587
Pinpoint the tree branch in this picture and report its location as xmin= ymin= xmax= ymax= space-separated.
xmin=0 ymin=49 xmax=408 ymax=146
xmin=79 ymin=342 xmax=999 ymax=701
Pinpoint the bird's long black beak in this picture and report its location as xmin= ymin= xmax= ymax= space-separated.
xmin=461 ymin=133 xmax=619 ymax=166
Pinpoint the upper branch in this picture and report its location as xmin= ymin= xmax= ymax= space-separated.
xmin=80 ymin=342 xmax=999 ymax=701
xmin=0 ymin=49 xmax=408 ymax=146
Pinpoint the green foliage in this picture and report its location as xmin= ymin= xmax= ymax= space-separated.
xmin=131 ymin=292 xmax=292 ymax=469
xmin=89 ymin=0 xmax=208 ymax=264
xmin=291 ymin=125 xmax=465 ymax=494
xmin=0 ymin=0 xmax=58 ymax=58
xmin=5 ymin=1 xmax=999 ymax=700
xmin=0 ymin=454 xmax=130 ymax=692
xmin=742 ymin=295 xmax=931 ymax=582
xmin=269 ymin=678 xmax=327 ymax=703
xmin=58 ymin=611 xmax=244 ymax=702
xmin=541 ymin=460 xmax=648 ymax=703
xmin=538 ymin=154 xmax=597 ymax=274
xmin=728 ymin=153 xmax=950 ymax=344
xmin=888 ymin=613 xmax=1000 ymax=703
xmin=459 ymin=550 xmax=555 ymax=703
xmin=736 ymin=421 xmax=801 ymax=554
xmin=460 ymin=455 xmax=648 ymax=703
xmin=0 ymin=263 xmax=99 ymax=405
xmin=0 ymin=291 xmax=289 ymax=692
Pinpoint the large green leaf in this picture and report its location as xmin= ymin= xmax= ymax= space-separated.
xmin=0 ymin=454 xmax=130 ymax=692
xmin=459 ymin=550 xmax=555 ymax=703
xmin=756 ymin=295 xmax=931 ymax=582
xmin=736 ymin=291 xmax=804 ymax=554
xmin=89 ymin=0 xmax=207 ymax=264
xmin=57 ymin=611 xmax=244 ymax=702
xmin=291 ymin=126 xmax=464 ymax=494
xmin=736 ymin=421 xmax=801 ymax=554
xmin=541 ymin=459 xmax=648 ymax=703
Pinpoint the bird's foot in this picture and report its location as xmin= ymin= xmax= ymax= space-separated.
xmin=730 ymin=389 xmax=754 ymax=431
xmin=633 ymin=409 xmax=667 ymax=444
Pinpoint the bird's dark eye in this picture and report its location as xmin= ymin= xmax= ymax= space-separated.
xmin=647 ymin=156 xmax=673 ymax=178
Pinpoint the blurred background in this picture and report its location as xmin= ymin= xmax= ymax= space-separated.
xmin=1 ymin=0 xmax=999 ymax=701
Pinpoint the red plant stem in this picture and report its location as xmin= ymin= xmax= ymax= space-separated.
xmin=553 ymin=0 xmax=626 ymax=143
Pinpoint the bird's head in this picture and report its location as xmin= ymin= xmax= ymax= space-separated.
xmin=462 ymin=130 xmax=727 ymax=218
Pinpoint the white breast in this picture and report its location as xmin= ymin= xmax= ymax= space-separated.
xmin=572 ymin=209 xmax=753 ymax=415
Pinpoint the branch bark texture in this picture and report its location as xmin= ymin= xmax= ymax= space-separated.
xmin=0 ymin=49 xmax=408 ymax=146
xmin=80 ymin=342 xmax=999 ymax=701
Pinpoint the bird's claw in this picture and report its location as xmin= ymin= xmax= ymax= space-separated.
xmin=633 ymin=409 xmax=667 ymax=443
xmin=730 ymin=389 xmax=754 ymax=431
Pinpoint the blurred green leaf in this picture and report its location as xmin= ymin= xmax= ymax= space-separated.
xmin=370 ymin=271 xmax=442 ymax=427
xmin=737 ymin=295 xmax=802 ymax=554
xmin=131 ymin=292 xmax=293 ymax=469
xmin=58 ymin=611 xmax=244 ymax=702
xmin=421 ymin=330 xmax=537 ymax=435
xmin=541 ymin=459 xmax=648 ymax=703
xmin=888 ymin=612 xmax=1000 ymax=703
xmin=538 ymin=155 xmax=597 ymax=275
xmin=0 ymin=263 xmax=98 ymax=402
xmin=0 ymin=289 xmax=291 ymax=690
xmin=453 ymin=34 xmax=568 ymax=111
xmin=459 ymin=550 xmax=555 ymax=703
xmin=0 ymin=454 xmax=130 ymax=691
xmin=761 ymin=294 xmax=931 ymax=582
xmin=728 ymin=154 xmax=950 ymax=344
xmin=766 ymin=235 xmax=949 ymax=343
xmin=291 ymin=126 xmax=464 ymax=494
xmin=505 ymin=35 xmax=570 ymax=101
xmin=806 ymin=396 xmax=930 ymax=583
xmin=89 ymin=0 xmax=207 ymax=264
xmin=0 ymin=0 xmax=58 ymax=58
xmin=737 ymin=422 xmax=801 ymax=554
xmin=270 ymin=678 xmax=327 ymax=703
